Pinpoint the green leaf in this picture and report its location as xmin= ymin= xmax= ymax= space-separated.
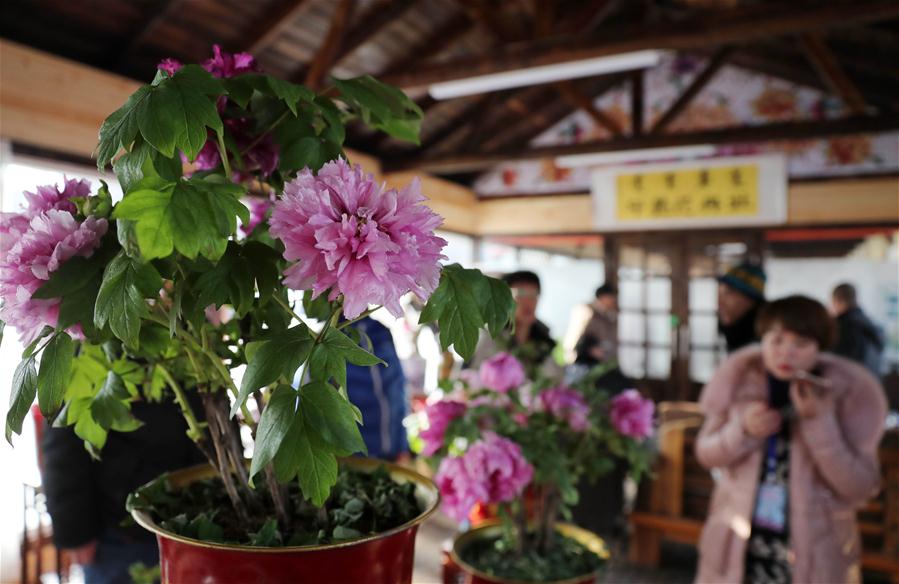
xmin=37 ymin=333 xmax=75 ymax=419
xmin=223 ymin=74 xmax=313 ymax=114
xmin=112 ymin=186 xmax=174 ymax=259
xmin=94 ymin=251 xmax=162 ymax=347
xmin=249 ymin=518 xmax=282 ymax=547
xmin=139 ymin=65 xmax=225 ymax=160
xmin=419 ymin=264 xmax=514 ymax=360
xmin=6 ymin=356 xmax=37 ymax=442
xmin=332 ymin=525 xmax=362 ymax=540
xmin=299 ymin=382 xmax=366 ymax=455
xmin=90 ymin=371 xmax=142 ymax=431
xmin=294 ymin=415 xmax=339 ymax=506
xmin=232 ymin=323 xmax=313 ymax=417
xmin=280 ymin=136 xmax=343 ymax=175
xmin=249 ymin=385 xmax=298 ymax=480
xmin=307 ymin=328 xmax=383 ymax=390
xmin=194 ymin=242 xmax=274 ymax=315
xmin=478 ymin=275 xmax=515 ymax=337
xmin=68 ymin=397 xmax=108 ymax=453
xmin=97 ymin=85 xmax=152 ymax=170
xmin=302 ymin=290 xmax=335 ymax=322
xmin=332 ymin=76 xmax=423 ymax=144
xmin=113 ymin=176 xmax=247 ymax=261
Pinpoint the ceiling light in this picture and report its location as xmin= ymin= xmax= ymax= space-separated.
xmin=428 ymin=50 xmax=664 ymax=100
xmin=555 ymin=144 xmax=717 ymax=168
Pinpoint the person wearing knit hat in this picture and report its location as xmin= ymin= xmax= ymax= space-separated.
xmin=718 ymin=261 xmax=766 ymax=353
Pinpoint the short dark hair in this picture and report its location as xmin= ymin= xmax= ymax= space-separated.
xmin=503 ymin=270 xmax=541 ymax=293
xmin=756 ymin=295 xmax=835 ymax=349
xmin=832 ymin=283 xmax=857 ymax=307
xmin=595 ymin=284 xmax=617 ymax=298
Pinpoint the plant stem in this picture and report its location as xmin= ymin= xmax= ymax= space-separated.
xmin=156 ymin=364 xmax=205 ymax=442
xmin=240 ymin=110 xmax=290 ymax=158
xmin=273 ymin=294 xmax=303 ymax=323
xmin=215 ymin=131 xmax=233 ymax=180
xmin=201 ymin=392 xmax=249 ymax=524
xmin=335 ymin=306 xmax=382 ymax=330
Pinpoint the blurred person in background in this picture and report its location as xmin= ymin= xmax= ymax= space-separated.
xmin=695 ymin=295 xmax=885 ymax=584
xmin=469 ymin=270 xmax=558 ymax=378
xmin=717 ymin=261 xmax=767 ymax=353
xmin=574 ymin=284 xmax=619 ymax=366
xmin=345 ymin=316 xmax=409 ymax=461
xmin=42 ymin=399 xmax=205 ymax=584
xmin=831 ymin=282 xmax=885 ymax=376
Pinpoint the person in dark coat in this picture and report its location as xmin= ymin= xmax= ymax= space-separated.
xmin=41 ymin=397 xmax=205 ymax=584
xmin=345 ymin=317 xmax=409 ymax=461
xmin=575 ymin=284 xmax=619 ymax=365
xmin=831 ymin=282 xmax=884 ymax=376
xmin=717 ymin=261 xmax=766 ymax=353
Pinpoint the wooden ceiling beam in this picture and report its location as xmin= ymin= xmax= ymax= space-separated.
xmin=630 ymin=71 xmax=644 ymax=136
xmin=650 ymin=47 xmax=731 ymax=134
xmin=244 ymin=0 xmax=313 ymax=55
xmin=116 ymin=0 xmax=181 ymax=67
xmin=555 ymin=81 xmax=623 ymax=137
xmin=386 ymin=114 xmax=899 ymax=173
xmin=304 ymin=0 xmax=356 ymax=90
xmin=379 ymin=0 xmax=899 ymax=91
xmin=799 ymin=33 xmax=870 ymax=115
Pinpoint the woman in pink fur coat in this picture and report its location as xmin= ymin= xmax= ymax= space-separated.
xmin=695 ymin=295 xmax=886 ymax=584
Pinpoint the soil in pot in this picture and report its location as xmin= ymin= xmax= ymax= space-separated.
xmin=128 ymin=464 xmax=422 ymax=546
xmin=458 ymin=531 xmax=606 ymax=583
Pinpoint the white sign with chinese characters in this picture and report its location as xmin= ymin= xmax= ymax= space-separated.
xmin=591 ymin=154 xmax=788 ymax=231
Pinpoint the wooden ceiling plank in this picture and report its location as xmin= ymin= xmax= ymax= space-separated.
xmin=116 ymin=0 xmax=181 ymax=67
xmin=304 ymin=0 xmax=357 ymax=90
xmin=244 ymin=0 xmax=313 ymax=55
xmin=386 ymin=114 xmax=899 ymax=173
xmin=379 ymin=0 xmax=899 ymax=90
xmin=799 ymin=33 xmax=870 ymax=115
xmin=650 ymin=47 xmax=731 ymax=134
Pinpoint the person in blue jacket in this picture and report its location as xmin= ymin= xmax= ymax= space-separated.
xmin=345 ymin=317 xmax=409 ymax=461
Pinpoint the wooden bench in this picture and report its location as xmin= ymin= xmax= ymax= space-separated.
xmin=629 ymin=409 xmax=899 ymax=583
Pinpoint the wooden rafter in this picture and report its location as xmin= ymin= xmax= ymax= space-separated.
xmin=380 ymin=0 xmax=899 ymax=90
xmin=116 ymin=0 xmax=181 ymax=66
xmin=386 ymin=114 xmax=899 ymax=173
xmin=799 ymin=33 xmax=870 ymax=115
xmin=244 ymin=0 xmax=313 ymax=55
xmin=304 ymin=0 xmax=356 ymax=90
xmin=650 ymin=47 xmax=731 ymax=134
xmin=631 ymin=71 xmax=643 ymax=136
xmin=720 ymin=47 xmax=898 ymax=111
xmin=455 ymin=0 xmax=523 ymax=42
xmin=555 ymin=81 xmax=623 ymax=137
xmin=416 ymin=95 xmax=494 ymax=153
xmin=291 ymin=0 xmax=417 ymax=83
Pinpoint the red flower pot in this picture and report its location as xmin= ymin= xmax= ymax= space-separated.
xmin=131 ymin=458 xmax=439 ymax=584
xmin=448 ymin=520 xmax=608 ymax=584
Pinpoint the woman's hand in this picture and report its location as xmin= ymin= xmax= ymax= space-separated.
xmin=741 ymin=401 xmax=782 ymax=438
xmin=790 ymin=376 xmax=834 ymax=419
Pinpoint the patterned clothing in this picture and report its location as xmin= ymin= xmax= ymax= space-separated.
xmin=745 ymin=374 xmax=792 ymax=584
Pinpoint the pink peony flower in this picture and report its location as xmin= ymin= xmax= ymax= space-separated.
xmin=0 ymin=210 xmax=108 ymax=344
xmin=157 ymin=58 xmax=182 ymax=76
xmin=420 ymin=400 xmax=466 ymax=456
xmin=610 ymin=389 xmax=655 ymax=440
xmin=202 ymin=44 xmax=258 ymax=78
xmin=158 ymin=45 xmax=256 ymax=80
xmin=434 ymin=456 xmax=480 ymax=523
xmin=478 ymin=352 xmax=526 ymax=393
xmin=22 ymin=178 xmax=90 ymax=217
xmin=537 ymin=386 xmax=590 ymax=432
xmin=269 ymin=159 xmax=447 ymax=319
xmin=434 ymin=432 xmax=533 ymax=523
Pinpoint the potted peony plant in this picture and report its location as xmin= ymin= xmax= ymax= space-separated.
xmin=419 ymin=352 xmax=655 ymax=584
xmin=1 ymin=46 xmax=515 ymax=584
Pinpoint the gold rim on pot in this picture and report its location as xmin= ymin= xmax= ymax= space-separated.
xmin=450 ymin=519 xmax=610 ymax=584
xmin=130 ymin=457 xmax=440 ymax=553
